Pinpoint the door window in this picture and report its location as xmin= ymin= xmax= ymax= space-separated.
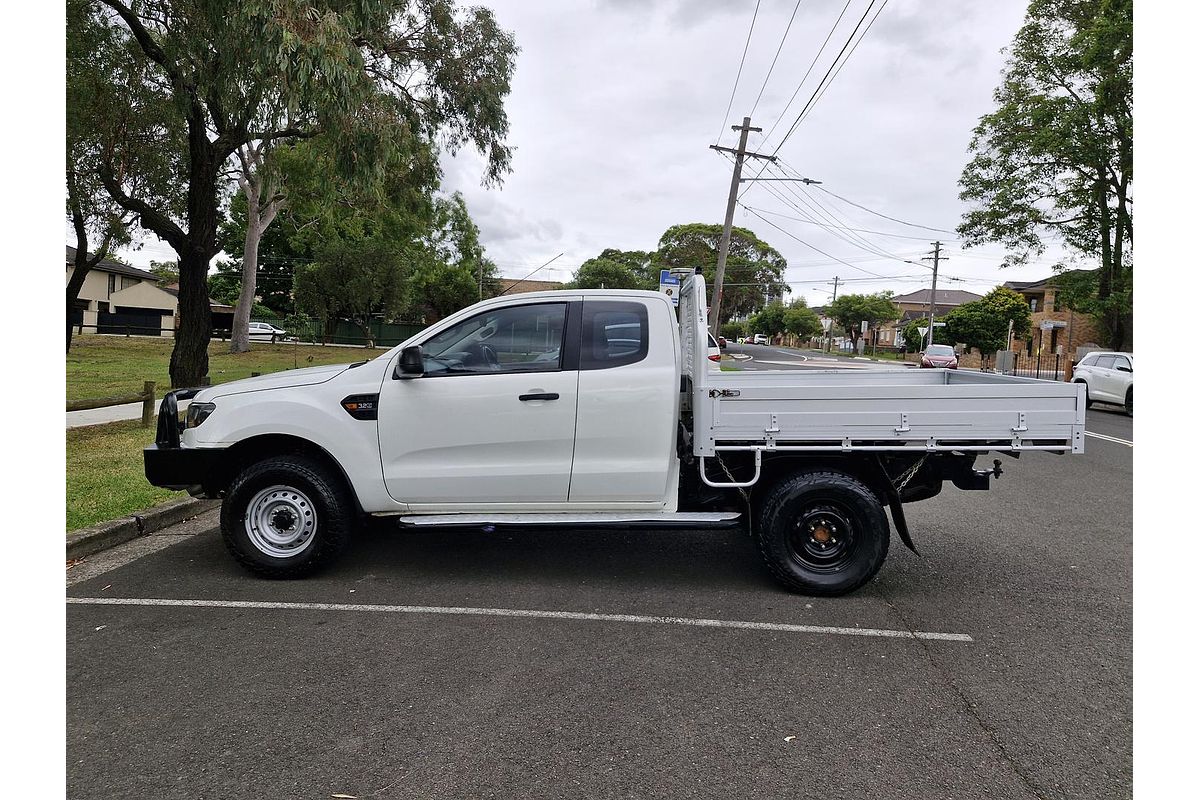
xmin=1113 ymin=356 xmax=1131 ymax=373
xmin=1094 ymin=355 xmax=1116 ymax=370
xmin=420 ymin=303 xmax=567 ymax=375
xmin=581 ymin=301 xmax=649 ymax=370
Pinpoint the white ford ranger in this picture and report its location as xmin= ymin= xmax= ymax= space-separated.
xmin=146 ymin=273 xmax=1085 ymax=595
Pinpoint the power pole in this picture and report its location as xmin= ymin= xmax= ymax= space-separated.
xmin=825 ymin=275 xmax=839 ymax=352
xmin=708 ymin=117 xmax=776 ymax=336
xmin=922 ymin=241 xmax=946 ymax=349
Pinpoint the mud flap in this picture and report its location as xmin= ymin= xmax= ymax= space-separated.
xmin=875 ymin=456 xmax=920 ymax=556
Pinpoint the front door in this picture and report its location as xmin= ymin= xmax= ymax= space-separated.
xmin=378 ymin=300 xmax=580 ymax=507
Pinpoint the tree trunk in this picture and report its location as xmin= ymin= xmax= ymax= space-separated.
xmin=169 ymin=122 xmax=222 ymax=388
xmin=66 ymin=253 xmax=91 ymax=353
xmin=230 ymin=202 xmax=261 ymax=354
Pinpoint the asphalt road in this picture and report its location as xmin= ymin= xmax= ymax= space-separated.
xmin=67 ymin=397 xmax=1131 ymax=799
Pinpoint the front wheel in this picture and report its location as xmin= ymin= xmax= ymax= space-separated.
xmin=221 ymin=455 xmax=355 ymax=578
xmin=1125 ymin=387 xmax=1133 ymax=416
xmin=1076 ymin=380 xmax=1093 ymax=409
xmin=754 ymin=471 xmax=890 ymax=596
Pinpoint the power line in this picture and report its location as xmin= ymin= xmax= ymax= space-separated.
xmin=715 ymin=0 xmax=763 ymax=146
xmin=770 ymin=0 xmax=883 ymax=155
xmin=759 ymin=0 xmax=856 ymax=147
xmin=748 ymin=0 xmax=808 ymax=119
xmin=814 ymin=185 xmax=958 ymax=234
xmin=787 ymin=0 xmax=890 ymax=131
xmin=742 ymin=205 xmax=911 ymax=280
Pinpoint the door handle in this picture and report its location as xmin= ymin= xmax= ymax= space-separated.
xmin=519 ymin=392 xmax=559 ymax=401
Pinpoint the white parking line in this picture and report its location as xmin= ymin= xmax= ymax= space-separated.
xmin=67 ymin=596 xmax=973 ymax=642
xmin=1085 ymin=431 xmax=1133 ymax=447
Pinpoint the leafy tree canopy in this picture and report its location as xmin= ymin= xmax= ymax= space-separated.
xmin=943 ymin=286 xmax=1033 ymax=354
xmin=654 ymin=224 xmax=789 ymax=322
xmin=75 ymin=0 xmax=518 ymax=385
xmin=957 ymin=0 xmax=1131 ymax=349
xmin=827 ymin=293 xmax=901 ymax=349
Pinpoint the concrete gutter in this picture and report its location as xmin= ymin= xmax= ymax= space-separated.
xmin=66 ymin=497 xmax=219 ymax=560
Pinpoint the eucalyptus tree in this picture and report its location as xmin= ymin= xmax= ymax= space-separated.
xmin=77 ymin=0 xmax=517 ymax=385
xmin=958 ymin=0 xmax=1132 ymax=349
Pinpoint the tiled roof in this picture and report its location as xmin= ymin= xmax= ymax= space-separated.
xmin=889 ymin=288 xmax=983 ymax=306
xmin=66 ymin=245 xmax=161 ymax=282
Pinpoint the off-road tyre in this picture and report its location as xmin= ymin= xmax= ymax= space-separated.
xmin=220 ymin=455 xmax=355 ymax=578
xmin=755 ymin=470 xmax=890 ymax=596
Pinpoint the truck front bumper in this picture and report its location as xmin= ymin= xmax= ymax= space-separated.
xmin=144 ymin=387 xmax=225 ymax=496
xmin=144 ymin=444 xmax=226 ymax=494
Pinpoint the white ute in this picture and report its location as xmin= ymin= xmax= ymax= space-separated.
xmin=146 ymin=273 xmax=1086 ymax=595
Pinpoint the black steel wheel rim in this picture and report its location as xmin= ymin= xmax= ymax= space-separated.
xmin=788 ymin=503 xmax=857 ymax=573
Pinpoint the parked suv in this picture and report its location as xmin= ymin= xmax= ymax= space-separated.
xmin=1073 ymin=351 xmax=1133 ymax=415
xmin=752 ymin=333 xmax=769 ymax=345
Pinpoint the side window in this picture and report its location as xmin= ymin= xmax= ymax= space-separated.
xmin=1094 ymin=355 xmax=1116 ymax=370
xmin=421 ymin=302 xmax=567 ymax=375
xmin=581 ymin=301 xmax=649 ymax=370
xmin=1077 ymin=354 xmax=1095 ymax=367
xmin=1113 ymin=356 xmax=1131 ymax=372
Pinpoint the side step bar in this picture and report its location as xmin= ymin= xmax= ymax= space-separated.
xmin=392 ymin=512 xmax=742 ymax=529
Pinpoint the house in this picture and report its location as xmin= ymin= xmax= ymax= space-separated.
xmin=67 ymin=245 xmax=235 ymax=336
xmin=1002 ymin=273 xmax=1106 ymax=357
xmin=878 ymin=288 xmax=983 ymax=348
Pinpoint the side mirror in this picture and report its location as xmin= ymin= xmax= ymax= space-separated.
xmin=395 ymin=345 xmax=424 ymax=378
xmin=1117 ymin=365 xmax=1132 ymax=373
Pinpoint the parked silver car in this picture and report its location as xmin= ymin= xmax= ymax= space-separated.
xmin=1073 ymin=351 xmax=1132 ymax=415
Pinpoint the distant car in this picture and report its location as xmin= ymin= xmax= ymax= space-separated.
xmin=1073 ymin=351 xmax=1132 ymax=415
xmin=248 ymin=322 xmax=288 ymax=342
xmin=920 ymin=344 xmax=958 ymax=369
xmin=707 ymin=333 xmax=722 ymax=371
xmin=752 ymin=333 xmax=769 ymax=345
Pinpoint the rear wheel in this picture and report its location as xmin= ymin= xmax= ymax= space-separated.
xmin=755 ymin=471 xmax=890 ymax=596
xmin=221 ymin=455 xmax=355 ymax=578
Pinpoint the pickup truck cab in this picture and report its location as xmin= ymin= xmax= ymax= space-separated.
xmin=147 ymin=273 xmax=1086 ymax=595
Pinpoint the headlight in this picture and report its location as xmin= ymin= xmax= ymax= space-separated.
xmin=186 ymin=402 xmax=216 ymax=428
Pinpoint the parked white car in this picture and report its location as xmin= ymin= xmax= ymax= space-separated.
xmin=1073 ymin=351 xmax=1132 ymax=415
xmin=707 ymin=333 xmax=722 ymax=371
xmin=752 ymin=333 xmax=769 ymax=345
xmin=248 ymin=321 xmax=288 ymax=342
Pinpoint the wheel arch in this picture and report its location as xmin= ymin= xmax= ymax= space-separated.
xmin=208 ymin=434 xmax=363 ymax=513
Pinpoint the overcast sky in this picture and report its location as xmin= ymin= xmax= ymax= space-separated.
xmin=112 ymin=0 xmax=1077 ymax=307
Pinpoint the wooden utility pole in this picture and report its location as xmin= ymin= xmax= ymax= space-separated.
xmin=826 ymin=275 xmax=840 ymax=352
xmin=923 ymin=241 xmax=945 ymax=349
xmin=708 ymin=117 xmax=776 ymax=336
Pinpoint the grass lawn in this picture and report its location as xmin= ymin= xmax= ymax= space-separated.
xmin=67 ymin=334 xmax=390 ymax=403
xmin=66 ymin=419 xmax=184 ymax=531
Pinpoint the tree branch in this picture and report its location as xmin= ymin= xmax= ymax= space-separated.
xmin=98 ymin=163 xmax=187 ymax=252
xmin=98 ymin=0 xmax=180 ymax=84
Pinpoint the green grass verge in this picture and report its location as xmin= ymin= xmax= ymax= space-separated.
xmin=66 ymin=418 xmax=184 ymax=532
xmin=66 ymin=334 xmax=390 ymax=403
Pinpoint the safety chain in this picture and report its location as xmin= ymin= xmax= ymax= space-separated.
xmin=714 ymin=452 xmax=753 ymax=537
xmin=893 ymin=454 xmax=930 ymax=493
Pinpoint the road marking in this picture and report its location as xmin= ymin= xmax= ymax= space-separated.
xmin=67 ymin=596 xmax=973 ymax=642
xmin=1085 ymin=431 xmax=1133 ymax=447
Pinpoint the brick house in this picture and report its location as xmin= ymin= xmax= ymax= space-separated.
xmin=1002 ymin=273 xmax=1106 ymax=358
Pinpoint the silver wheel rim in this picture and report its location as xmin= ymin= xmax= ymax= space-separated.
xmin=244 ymin=485 xmax=318 ymax=558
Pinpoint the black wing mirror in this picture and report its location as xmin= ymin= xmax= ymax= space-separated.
xmin=395 ymin=345 xmax=424 ymax=378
